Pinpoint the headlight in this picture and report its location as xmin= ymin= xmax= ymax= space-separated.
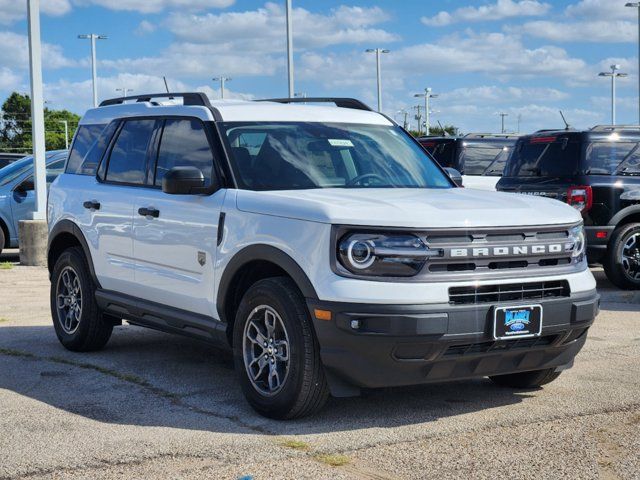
xmin=566 ymin=224 xmax=586 ymax=260
xmin=338 ymin=233 xmax=442 ymax=277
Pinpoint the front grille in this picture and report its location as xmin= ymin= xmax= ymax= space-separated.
xmin=443 ymin=335 xmax=557 ymax=357
xmin=448 ymin=280 xmax=570 ymax=305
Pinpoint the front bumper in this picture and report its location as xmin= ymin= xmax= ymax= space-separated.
xmin=308 ymin=290 xmax=599 ymax=394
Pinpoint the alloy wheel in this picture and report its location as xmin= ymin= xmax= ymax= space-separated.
xmin=56 ymin=266 xmax=83 ymax=334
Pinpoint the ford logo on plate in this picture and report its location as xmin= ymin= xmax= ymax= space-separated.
xmin=510 ymin=323 xmax=526 ymax=331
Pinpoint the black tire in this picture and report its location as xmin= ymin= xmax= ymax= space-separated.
xmin=489 ymin=368 xmax=561 ymax=388
xmin=50 ymin=247 xmax=113 ymax=351
xmin=603 ymin=223 xmax=640 ymax=290
xmin=233 ymin=277 xmax=329 ymax=419
xmin=0 ymin=226 xmax=5 ymax=256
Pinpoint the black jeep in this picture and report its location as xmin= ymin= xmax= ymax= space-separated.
xmin=497 ymin=125 xmax=640 ymax=289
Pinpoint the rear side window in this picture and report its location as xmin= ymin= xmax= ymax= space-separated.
xmin=154 ymin=119 xmax=214 ymax=187
xmin=66 ymin=124 xmax=107 ymax=175
xmin=585 ymin=142 xmax=638 ymax=174
xmin=430 ymin=142 xmax=456 ymax=168
xmin=105 ymin=119 xmax=157 ymax=185
xmin=506 ymin=138 xmax=580 ymax=177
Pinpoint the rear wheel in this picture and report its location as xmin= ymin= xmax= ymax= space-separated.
xmin=603 ymin=223 xmax=640 ymax=290
xmin=489 ymin=368 xmax=561 ymax=388
xmin=233 ymin=277 xmax=329 ymax=419
xmin=0 ymin=226 xmax=5 ymax=256
xmin=50 ymin=247 xmax=113 ymax=351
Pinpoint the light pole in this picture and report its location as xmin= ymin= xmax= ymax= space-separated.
xmin=396 ymin=109 xmax=409 ymax=129
xmin=58 ymin=120 xmax=69 ymax=149
xmin=599 ymin=64 xmax=628 ymax=125
xmin=365 ymin=48 xmax=390 ymax=112
xmin=413 ymin=105 xmax=423 ymax=136
xmin=116 ymin=87 xmax=132 ymax=98
xmin=626 ymin=3 xmax=640 ymax=124
xmin=499 ymin=112 xmax=509 ymax=133
xmin=78 ymin=34 xmax=107 ymax=108
xmin=27 ymin=0 xmax=46 ymax=221
xmin=213 ymin=76 xmax=231 ymax=99
xmin=286 ymin=0 xmax=294 ymax=97
xmin=414 ymin=88 xmax=438 ymax=136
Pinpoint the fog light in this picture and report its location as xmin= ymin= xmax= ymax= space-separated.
xmin=350 ymin=319 xmax=360 ymax=330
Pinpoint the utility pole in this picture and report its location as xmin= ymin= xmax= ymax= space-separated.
xmin=78 ymin=34 xmax=107 ymax=108
xmin=213 ymin=76 xmax=231 ymax=99
xmin=58 ymin=120 xmax=69 ymax=149
xmin=517 ymin=114 xmax=522 ymax=133
xmin=116 ymin=87 xmax=132 ymax=98
xmin=286 ymin=0 xmax=294 ymax=97
xmin=27 ymin=0 xmax=46 ymax=221
xmin=413 ymin=105 xmax=423 ymax=136
xmin=599 ymin=64 xmax=628 ymax=125
xmin=414 ymin=88 xmax=438 ymax=136
xmin=396 ymin=109 xmax=409 ymax=129
xmin=499 ymin=112 xmax=508 ymax=133
xmin=365 ymin=48 xmax=390 ymax=112
xmin=626 ymin=3 xmax=640 ymax=124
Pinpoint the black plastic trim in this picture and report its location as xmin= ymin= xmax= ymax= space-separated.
xmin=257 ymin=97 xmax=373 ymax=111
xmin=100 ymin=92 xmax=212 ymax=107
xmin=217 ymin=212 xmax=226 ymax=246
xmin=47 ymin=220 xmax=100 ymax=286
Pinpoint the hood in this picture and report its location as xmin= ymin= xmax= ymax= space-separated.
xmin=235 ymin=188 xmax=582 ymax=228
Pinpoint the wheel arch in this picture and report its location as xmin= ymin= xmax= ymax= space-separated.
xmin=48 ymin=220 xmax=100 ymax=286
xmin=0 ymin=214 xmax=9 ymax=248
xmin=217 ymin=244 xmax=318 ymax=345
xmin=608 ymin=205 xmax=640 ymax=228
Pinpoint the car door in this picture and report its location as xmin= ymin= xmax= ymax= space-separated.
xmin=86 ymin=119 xmax=160 ymax=291
xmin=132 ymin=117 xmax=225 ymax=317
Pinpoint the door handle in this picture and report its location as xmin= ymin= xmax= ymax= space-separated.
xmin=83 ymin=200 xmax=100 ymax=210
xmin=138 ymin=207 xmax=160 ymax=218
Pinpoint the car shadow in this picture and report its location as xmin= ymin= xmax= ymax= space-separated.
xmin=0 ymin=324 xmax=536 ymax=436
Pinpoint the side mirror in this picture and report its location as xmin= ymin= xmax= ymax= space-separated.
xmin=444 ymin=167 xmax=463 ymax=187
xmin=162 ymin=166 xmax=206 ymax=195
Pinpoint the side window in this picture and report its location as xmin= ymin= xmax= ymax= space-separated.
xmin=14 ymin=159 xmax=67 ymax=193
xmin=461 ymin=146 xmax=504 ymax=175
xmin=66 ymin=124 xmax=107 ymax=175
xmin=154 ymin=119 xmax=214 ymax=187
xmin=105 ymin=119 xmax=157 ymax=185
xmin=77 ymin=121 xmax=118 ymax=176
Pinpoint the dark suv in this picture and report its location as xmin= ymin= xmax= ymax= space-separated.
xmin=418 ymin=134 xmax=519 ymax=190
xmin=497 ymin=125 xmax=640 ymax=289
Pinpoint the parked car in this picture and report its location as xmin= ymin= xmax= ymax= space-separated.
xmin=0 ymin=150 xmax=68 ymax=254
xmin=497 ymin=125 xmax=640 ymax=289
xmin=0 ymin=153 xmax=26 ymax=169
xmin=47 ymin=93 xmax=598 ymax=419
xmin=418 ymin=134 xmax=519 ymax=190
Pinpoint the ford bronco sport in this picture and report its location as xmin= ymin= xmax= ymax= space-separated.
xmin=47 ymin=93 xmax=599 ymax=419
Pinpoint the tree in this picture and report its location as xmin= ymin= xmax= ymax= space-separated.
xmin=0 ymin=92 xmax=80 ymax=154
xmin=408 ymin=124 xmax=458 ymax=138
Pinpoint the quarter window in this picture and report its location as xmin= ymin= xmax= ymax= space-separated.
xmin=105 ymin=119 xmax=157 ymax=185
xmin=154 ymin=119 xmax=214 ymax=187
xmin=66 ymin=124 xmax=107 ymax=175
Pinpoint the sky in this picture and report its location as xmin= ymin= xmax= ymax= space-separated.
xmin=1 ymin=0 xmax=639 ymax=133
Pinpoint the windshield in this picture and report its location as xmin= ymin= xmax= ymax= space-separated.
xmin=427 ymin=141 xmax=457 ymax=169
xmin=460 ymin=144 xmax=511 ymax=176
xmin=585 ymin=142 xmax=640 ymax=175
xmin=221 ymin=122 xmax=452 ymax=190
xmin=0 ymin=153 xmax=65 ymax=186
xmin=505 ymin=138 xmax=580 ymax=177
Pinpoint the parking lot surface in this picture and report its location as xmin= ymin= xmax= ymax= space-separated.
xmin=0 ymin=248 xmax=639 ymax=480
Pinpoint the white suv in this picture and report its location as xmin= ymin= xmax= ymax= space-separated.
xmin=47 ymin=93 xmax=599 ymax=419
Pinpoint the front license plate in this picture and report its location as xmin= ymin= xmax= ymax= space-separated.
xmin=493 ymin=305 xmax=542 ymax=340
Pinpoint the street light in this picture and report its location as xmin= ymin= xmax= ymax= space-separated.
xmin=499 ymin=112 xmax=509 ymax=133
xmin=116 ymin=87 xmax=133 ymax=98
xmin=414 ymin=88 xmax=438 ymax=136
xmin=626 ymin=2 xmax=640 ymax=124
xmin=78 ymin=34 xmax=107 ymax=108
xmin=213 ymin=76 xmax=231 ymax=99
xmin=58 ymin=120 xmax=69 ymax=149
xmin=365 ymin=48 xmax=390 ymax=112
xmin=286 ymin=0 xmax=294 ymax=97
xmin=599 ymin=64 xmax=628 ymax=125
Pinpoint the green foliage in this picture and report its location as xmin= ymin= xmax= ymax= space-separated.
xmin=408 ymin=124 xmax=458 ymax=138
xmin=0 ymin=92 xmax=79 ymax=154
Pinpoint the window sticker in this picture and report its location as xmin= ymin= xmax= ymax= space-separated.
xmin=328 ymin=139 xmax=354 ymax=147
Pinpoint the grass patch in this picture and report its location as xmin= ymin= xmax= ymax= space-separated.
xmin=0 ymin=318 xmax=8 ymax=323
xmin=280 ymin=439 xmax=311 ymax=451
xmin=0 ymin=347 xmax=36 ymax=358
xmin=0 ymin=262 xmax=14 ymax=270
xmin=315 ymin=454 xmax=350 ymax=467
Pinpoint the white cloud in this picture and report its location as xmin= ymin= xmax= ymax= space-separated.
xmin=517 ymin=19 xmax=637 ymax=43
xmin=422 ymin=0 xmax=550 ymax=27
xmin=440 ymin=86 xmax=570 ymax=104
xmin=0 ymin=31 xmax=76 ymax=70
xmin=0 ymin=68 xmax=21 ymax=91
xmin=0 ymin=0 xmax=71 ymax=25
xmin=566 ymin=0 xmax=634 ymax=21
xmin=135 ymin=20 xmax=156 ymax=36
xmin=71 ymin=0 xmax=235 ymax=14
xmin=166 ymin=2 xmax=398 ymax=51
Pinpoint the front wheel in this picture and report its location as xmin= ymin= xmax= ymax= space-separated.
xmin=603 ymin=223 xmax=640 ymax=290
xmin=233 ymin=277 xmax=329 ymax=419
xmin=489 ymin=368 xmax=561 ymax=388
xmin=50 ymin=247 xmax=113 ymax=351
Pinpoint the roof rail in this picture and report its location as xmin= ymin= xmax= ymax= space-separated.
xmin=257 ymin=97 xmax=373 ymax=112
xmin=590 ymin=124 xmax=640 ymax=132
xmin=99 ymin=92 xmax=211 ymax=107
xmin=463 ymin=133 xmax=520 ymax=139
xmin=532 ymin=129 xmax=571 ymax=133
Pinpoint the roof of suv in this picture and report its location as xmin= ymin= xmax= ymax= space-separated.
xmin=419 ymin=134 xmax=519 ymax=145
xmin=520 ymin=125 xmax=640 ymax=142
xmin=79 ymin=93 xmax=392 ymax=127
